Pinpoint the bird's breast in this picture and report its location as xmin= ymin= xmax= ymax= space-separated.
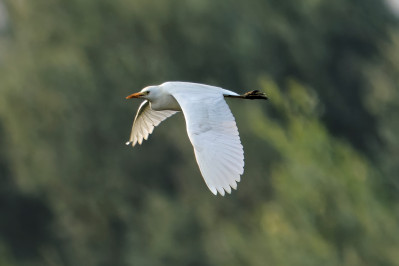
xmin=150 ymin=95 xmax=181 ymax=111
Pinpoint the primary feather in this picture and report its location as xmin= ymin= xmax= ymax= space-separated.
xmin=169 ymin=85 xmax=244 ymax=195
xmin=126 ymin=100 xmax=178 ymax=146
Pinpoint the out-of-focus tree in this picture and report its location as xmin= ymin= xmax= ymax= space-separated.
xmin=0 ymin=0 xmax=398 ymax=265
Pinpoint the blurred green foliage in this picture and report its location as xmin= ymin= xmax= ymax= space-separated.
xmin=0 ymin=0 xmax=398 ymax=265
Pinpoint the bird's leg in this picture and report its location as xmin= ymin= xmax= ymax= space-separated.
xmin=242 ymin=90 xmax=268 ymax=100
xmin=224 ymin=90 xmax=268 ymax=100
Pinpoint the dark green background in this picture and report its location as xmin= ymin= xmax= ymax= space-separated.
xmin=1 ymin=0 xmax=399 ymax=265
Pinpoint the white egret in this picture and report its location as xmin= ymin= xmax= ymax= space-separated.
xmin=126 ymin=82 xmax=267 ymax=196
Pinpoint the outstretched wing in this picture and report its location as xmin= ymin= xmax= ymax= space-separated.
xmin=126 ymin=100 xmax=178 ymax=146
xmin=171 ymin=90 xmax=244 ymax=196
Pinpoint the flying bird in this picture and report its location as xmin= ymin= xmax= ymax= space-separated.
xmin=126 ymin=82 xmax=267 ymax=196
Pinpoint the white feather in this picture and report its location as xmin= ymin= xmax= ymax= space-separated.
xmin=165 ymin=83 xmax=244 ymax=196
xmin=126 ymin=100 xmax=178 ymax=146
xmin=126 ymin=82 xmax=245 ymax=196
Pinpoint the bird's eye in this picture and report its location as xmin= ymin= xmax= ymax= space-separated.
xmin=146 ymin=91 xmax=150 ymax=95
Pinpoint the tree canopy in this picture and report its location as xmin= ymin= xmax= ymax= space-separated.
xmin=0 ymin=0 xmax=398 ymax=265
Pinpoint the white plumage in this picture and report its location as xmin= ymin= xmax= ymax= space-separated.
xmin=126 ymin=100 xmax=178 ymax=146
xmin=126 ymin=82 xmax=267 ymax=196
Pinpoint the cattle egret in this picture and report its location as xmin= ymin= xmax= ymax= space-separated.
xmin=126 ymin=82 xmax=267 ymax=196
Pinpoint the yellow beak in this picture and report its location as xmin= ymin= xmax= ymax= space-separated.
xmin=126 ymin=92 xmax=145 ymax=99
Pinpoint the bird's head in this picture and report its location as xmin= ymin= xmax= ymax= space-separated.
xmin=126 ymin=86 xmax=158 ymax=101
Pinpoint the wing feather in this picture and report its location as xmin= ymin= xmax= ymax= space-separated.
xmin=126 ymin=100 xmax=178 ymax=146
xmin=170 ymin=90 xmax=244 ymax=196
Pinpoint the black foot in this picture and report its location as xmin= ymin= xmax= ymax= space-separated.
xmin=243 ymin=90 xmax=268 ymax=100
